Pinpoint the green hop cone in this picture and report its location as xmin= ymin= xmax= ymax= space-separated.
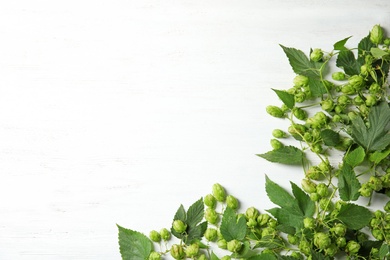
xmin=217 ymin=239 xmax=227 ymax=249
xmin=287 ymin=234 xmax=299 ymax=245
xmin=270 ymin=138 xmax=284 ymax=150
xmin=316 ymin=183 xmax=329 ymax=198
xmin=170 ymin=244 xmax=185 ymax=260
xmin=226 ymin=195 xmax=239 ymax=210
xmin=368 ymin=176 xmax=383 ymax=191
xmin=332 ymin=71 xmax=345 ymax=81
xmin=384 ymin=200 xmax=390 ymax=212
xmin=185 ymin=243 xmax=199 ymax=258
xmin=227 ymin=239 xmax=242 ymax=253
xmin=257 ymin=213 xmax=270 ymax=226
xmin=246 ymin=218 xmax=257 ymax=228
xmin=245 ymin=207 xmax=259 ymax=220
xmin=160 ymin=228 xmax=171 ymax=241
xmin=359 ymin=183 xmax=373 ymax=197
xmin=204 ymin=228 xmax=218 ymax=241
xmin=331 ymin=223 xmax=347 ymax=237
xmin=303 ymin=217 xmax=316 ymax=229
xmin=370 ymin=24 xmax=384 ymax=44
xmin=384 ymin=38 xmax=390 ymax=46
xmin=266 ymin=105 xmax=285 ymax=118
xmin=205 ymin=208 xmax=219 ymax=224
xmin=321 ymin=99 xmax=334 ymax=112
xmin=301 ymin=179 xmax=317 ymax=194
xmin=272 ymin=129 xmax=287 ymax=138
xmin=148 ymin=251 xmax=162 ymax=260
xmin=172 ymin=220 xmax=187 ymax=234
xmin=314 ymin=232 xmax=331 ymax=250
xmin=299 ymin=240 xmax=311 ymax=256
xmin=324 ymin=244 xmax=338 ymax=257
xmin=292 ymin=107 xmax=307 ymax=120
xmin=212 ymin=183 xmax=226 ymax=202
xmin=348 ymin=75 xmax=364 ymax=91
xmin=221 ymin=256 xmax=231 ymax=260
xmin=197 ymin=254 xmax=207 ymax=260
xmin=293 ymin=75 xmax=309 ymax=87
xmin=149 ymin=230 xmax=161 ymax=242
xmin=204 ymin=194 xmax=217 ymax=208
xmin=346 ymin=240 xmax=360 ymax=255
xmin=336 ymin=237 xmax=346 ymax=248
xmin=310 ymin=48 xmax=323 ymax=61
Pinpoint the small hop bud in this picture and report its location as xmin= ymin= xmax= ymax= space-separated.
xmin=365 ymin=94 xmax=377 ymax=107
xmin=172 ymin=220 xmax=187 ymax=234
xmin=270 ymin=138 xmax=284 ymax=150
xmin=246 ymin=218 xmax=257 ymax=228
xmin=372 ymin=229 xmax=384 ymax=240
xmin=370 ymin=24 xmax=384 ymax=44
xmin=217 ymin=239 xmax=227 ymax=249
xmin=204 ymin=228 xmax=218 ymax=241
xmin=321 ymin=99 xmax=334 ymax=112
xmin=310 ymin=48 xmax=324 ymax=62
xmin=221 ymin=256 xmax=231 ymax=260
xmin=384 ymin=38 xmax=390 ymax=46
xmin=198 ymin=254 xmax=207 ymax=260
xmin=268 ymin=218 xmax=277 ymax=228
xmin=348 ymin=75 xmax=364 ymax=91
xmin=353 ymin=96 xmax=364 ymax=105
xmin=336 ymin=237 xmax=346 ymax=248
xmin=149 ymin=230 xmax=161 ymax=242
xmin=266 ymin=105 xmax=285 ymax=118
xmin=292 ymin=107 xmax=307 ymax=120
xmin=160 ymin=228 xmax=171 ymax=241
xmin=205 ymin=208 xmax=219 ymax=224
xmin=272 ymin=129 xmax=287 ymax=138
xmin=261 ymin=227 xmax=276 ymax=237
xmin=316 ymin=183 xmax=329 ymax=198
xmin=290 ymin=252 xmax=303 ymax=259
xmin=359 ymin=183 xmax=373 ymax=197
xmin=369 ymin=83 xmax=381 ymax=94
xmin=303 ymin=217 xmax=316 ymax=229
xmin=204 ymin=194 xmax=217 ymax=208
xmin=332 ymin=72 xmax=346 ymax=81
xmin=245 ymin=207 xmax=260 ymax=220
xmin=299 ymin=240 xmax=311 ymax=256
xmin=185 ymin=243 xmax=199 ymax=257
xmin=293 ymin=75 xmax=309 ymax=87
xmin=314 ymin=232 xmax=331 ymax=250
xmin=341 ymin=84 xmax=356 ymax=95
xmin=257 ymin=213 xmax=270 ymax=226
xmin=331 ymin=223 xmax=347 ymax=237
xmin=212 ymin=183 xmax=226 ymax=202
xmin=170 ymin=244 xmax=185 ymax=260
xmin=345 ymin=240 xmax=360 ymax=255
xmin=310 ymin=192 xmax=320 ymax=202
xmin=319 ymin=198 xmax=333 ymax=212
xmin=384 ymin=200 xmax=390 ymax=212
xmin=294 ymin=91 xmax=306 ymax=103
xmin=227 ymin=239 xmax=242 ymax=253
xmin=301 ymin=179 xmax=317 ymax=193
xmin=148 ymin=251 xmax=161 ymax=260
xmin=287 ymin=234 xmax=298 ymax=245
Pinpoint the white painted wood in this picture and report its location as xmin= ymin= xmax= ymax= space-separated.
xmin=0 ymin=1 xmax=389 ymax=259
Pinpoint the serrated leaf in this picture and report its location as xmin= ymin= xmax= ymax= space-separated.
xmin=280 ymin=45 xmax=320 ymax=78
xmin=173 ymin=204 xmax=186 ymax=222
xmin=275 ymin=224 xmax=296 ymax=235
xmin=333 ymin=36 xmax=352 ymax=51
xmin=307 ymin=77 xmax=327 ymax=97
xmin=257 ymin=146 xmax=304 ymax=165
xmin=310 ymin=249 xmax=331 ymax=260
xmin=248 ymin=254 xmax=277 ymax=260
xmin=291 ymin=182 xmax=315 ymax=217
xmin=186 ymin=221 xmax=207 ymax=244
xmin=210 ymin=252 xmax=220 ymax=260
xmin=345 ymin=146 xmax=365 ymax=167
xmin=255 ymin=235 xmax=285 ymax=249
xmin=379 ymin=243 xmax=390 ymax=258
xmin=371 ymin=47 xmax=389 ymax=59
xmin=265 ymin=176 xmax=301 ymax=214
xmin=336 ymin=50 xmax=359 ymax=75
xmin=358 ymin=34 xmax=375 ymax=55
xmin=117 ymin=225 xmax=153 ymax=260
xmin=351 ymin=102 xmax=390 ymax=152
xmin=220 ymin=207 xmax=247 ymax=241
xmin=272 ymin=89 xmax=295 ymax=109
xmin=320 ymin=129 xmax=340 ymax=147
xmin=186 ymin=198 xmax=204 ymax=228
xmin=336 ymin=203 xmax=373 ymax=229
xmin=267 ymin=208 xmax=303 ymax=231
xmin=338 ymin=163 xmax=361 ymax=201
xmin=369 ymin=148 xmax=390 ymax=164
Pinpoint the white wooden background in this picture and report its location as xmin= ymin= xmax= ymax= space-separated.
xmin=1 ymin=1 xmax=390 ymax=259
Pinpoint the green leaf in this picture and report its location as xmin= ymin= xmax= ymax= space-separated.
xmin=220 ymin=207 xmax=247 ymax=241
xmin=320 ymin=129 xmax=340 ymax=147
xmin=248 ymin=254 xmax=277 ymax=260
xmin=291 ymin=182 xmax=315 ymax=217
xmin=333 ymin=36 xmax=352 ymax=51
xmin=272 ymin=89 xmax=295 ymax=109
xmin=379 ymin=243 xmax=390 ymax=258
xmin=265 ymin=176 xmax=301 ymax=214
xmin=338 ymin=163 xmax=361 ymax=201
xmin=280 ymin=45 xmax=320 ymax=78
xmin=358 ymin=34 xmax=375 ymax=55
xmin=254 ymin=235 xmax=285 ymax=249
xmin=345 ymin=146 xmax=365 ymax=167
xmin=307 ymin=77 xmax=327 ymax=97
xmin=351 ymin=102 xmax=390 ymax=152
xmin=257 ymin=146 xmax=304 ymax=165
xmin=210 ymin=252 xmax=220 ymax=260
xmin=336 ymin=50 xmax=359 ymax=75
xmin=267 ymin=207 xmax=303 ymax=231
xmin=186 ymin=198 xmax=204 ymax=228
xmin=336 ymin=203 xmax=373 ymax=229
xmin=117 ymin=225 xmax=153 ymax=260
xmin=186 ymin=221 xmax=207 ymax=244
xmin=173 ymin=204 xmax=186 ymax=222
xmin=310 ymin=249 xmax=331 ymax=260
xmin=369 ymin=148 xmax=390 ymax=164
xmin=371 ymin=47 xmax=389 ymax=59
